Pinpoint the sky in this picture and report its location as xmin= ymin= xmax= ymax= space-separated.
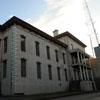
xmin=0 ymin=0 xmax=100 ymax=57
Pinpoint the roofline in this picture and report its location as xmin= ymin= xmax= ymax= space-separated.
xmin=54 ymin=31 xmax=87 ymax=47
xmin=0 ymin=16 xmax=68 ymax=48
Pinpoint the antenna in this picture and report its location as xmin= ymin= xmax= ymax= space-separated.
xmin=89 ymin=35 xmax=95 ymax=57
xmin=83 ymin=0 xmax=100 ymax=46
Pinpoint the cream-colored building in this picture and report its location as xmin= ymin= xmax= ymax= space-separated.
xmin=0 ymin=16 xmax=96 ymax=95
xmin=54 ymin=31 xmax=96 ymax=92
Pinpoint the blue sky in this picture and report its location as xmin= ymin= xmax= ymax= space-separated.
xmin=0 ymin=0 xmax=46 ymax=24
xmin=0 ymin=0 xmax=100 ymax=56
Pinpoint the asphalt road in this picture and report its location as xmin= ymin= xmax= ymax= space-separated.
xmin=49 ymin=92 xmax=100 ymax=100
xmin=0 ymin=92 xmax=100 ymax=100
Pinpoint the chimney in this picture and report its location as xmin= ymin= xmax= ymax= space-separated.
xmin=53 ymin=29 xmax=59 ymax=36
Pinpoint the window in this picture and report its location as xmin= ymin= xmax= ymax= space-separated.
xmin=71 ymin=44 xmax=73 ymax=50
xmin=37 ymin=62 xmax=41 ymax=79
xmin=35 ymin=41 xmax=40 ymax=56
xmin=62 ymin=53 xmax=66 ymax=64
xmin=4 ymin=37 xmax=7 ymax=53
xmin=21 ymin=36 xmax=26 ymax=51
xmin=64 ymin=69 xmax=68 ymax=81
xmin=48 ymin=65 xmax=52 ymax=80
xmin=21 ymin=58 xmax=26 ymax=77
xmin=57 ymin=67 xmax=61 ymax=81
xmin=46 ymin=46 xmax=50 ymax=59
xmin=3 ymin=60 xmax=7 ymax=78
xmin=55 ymin=50 xmax=59 ymax=62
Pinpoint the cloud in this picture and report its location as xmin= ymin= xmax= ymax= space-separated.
xmin=25 ymin=0 xmax=99 ymax=56
xmin=33 ymin=0 xmax=86 ymax=34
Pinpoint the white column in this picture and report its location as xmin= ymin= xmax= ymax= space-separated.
xmin=83 ymin=66 xmax=86 ymax=80
xmin=86 ymin=68 xmax=89 ymax=80
xmin=90 ymin=69 xmax=94 ymax=81
xmin=80 ymin=54 xmax=83 ymax=63
xmin=77 ymin=52 xmax=83 ymax=80
xmin=79 ymin=65 xmax=83 ymax=80
xmin=83 ymin=55 xmax=86 ymax=65
xmin=89 ymin=58 xmax=97 ymax=90
xmin=77 ymin=52 xmax=80 ymax=63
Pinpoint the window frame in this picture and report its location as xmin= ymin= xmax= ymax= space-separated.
xmin=21 ymin=35 xmax=26 ymax=52
xmin=48 ymin=65 xmax=52 ymax=80
xmin=62 ymin=53 xmax=66 ymax=64
xmin=57 ymin=67 xmax=61 ymax=81
xmin=3 ymin=60 xmax=7 ymax=78
xmin=55 ymin=50 xmax=59 ymax=62
xmin=21 ymin=58 xmax=26 ymax=77
xmin=64 ymin=69 xmax=68 ymax=81
xmin=37 ymin=62 xmax=41 ymax=79
xmin=46 ymin=46 xmax=50 ymax=60
xmin=4 ymin=37 xmax=7 ymax=53
xmin=35 ymin=41 xmax=40 ymax=56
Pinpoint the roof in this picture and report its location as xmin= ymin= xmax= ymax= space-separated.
xmin=0 ymin=16 xmax=67 ymax=48
xmin=54 ymin=31 xmax=87 ymax=47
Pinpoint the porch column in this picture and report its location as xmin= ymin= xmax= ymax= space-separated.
xmin=83 ymin=55 xmax=86 ymax=64
xmin=89 ymin=58 xmax=97 ymax=90
xmin=77 ymin=52 xmax=83 ymax=80
xmin=86 ymin=68 xmax=89 ymax=80
xmin=80 ymin=54 xmax=83 ymax=63
xmin=77 ymin=52 xmax=80 ymax=63
xmin=83 ymin=66 xmax=86 ymax=80
xmin=79 ymin=65 xmax=83 ymax=80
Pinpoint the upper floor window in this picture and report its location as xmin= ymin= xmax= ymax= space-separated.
xmin=37 ymin=62 xmax=41 ymax=79
xmin=71 ymin=44 xmax=73 ymax=50
xmin=48 ymin=65 xmax=52 ymax=80
xmin=4 ymin=37 xmax=7 ymax=53
xmin=62 ymin=53 xmax=66 ymax=64
xmin=3 ymin=60 xmax=7 ymax=78
xmin=46 ymin=46 xmax=50 ymax=60
xmin=35 ymin=41 xmax=40 ymax=56
xmin=21 ymin=58 xmax=26 ymax=77
xmin=55 ymin=50 xmax=59 ymax=62
xmin=21 ymin=36 xmax=26 ymax=52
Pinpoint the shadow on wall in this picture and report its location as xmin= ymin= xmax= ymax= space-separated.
xmin=69 ymin=80 xmax=81 ymax=92
xmin=94 ymin=78 xmax=100 ymax=91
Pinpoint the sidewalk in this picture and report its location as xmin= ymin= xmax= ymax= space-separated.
xmin=0 ymin=91 xmax=97 ymax=100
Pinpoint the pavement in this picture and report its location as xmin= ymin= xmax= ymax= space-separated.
xmin=0 ymin=91 xmax=99 ymax=100
xmin=49 ymin=92 xmax=100 ymax=100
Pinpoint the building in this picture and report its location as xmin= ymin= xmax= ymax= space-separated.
xmin=94 ymin=45 xmax=100 ymax=57
xmin=54 ymin=31 xmax=96 ymax=92
xmin=0 ymin=16 xmax=95 ymax=95
xmin=87 ymin=57 xmax=100 ymax=91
